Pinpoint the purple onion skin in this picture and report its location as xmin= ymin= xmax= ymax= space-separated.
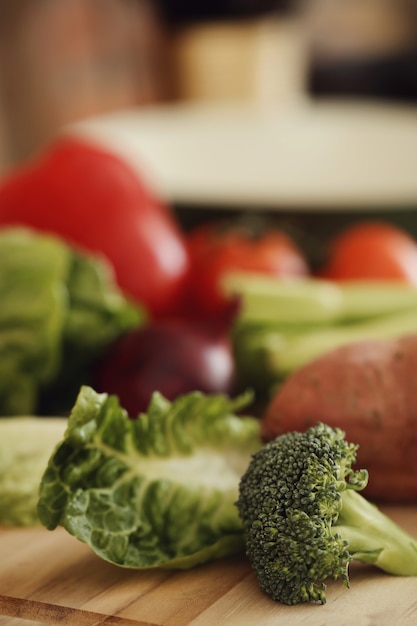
xmin=93 ymin=317 xmax=236 ymax=418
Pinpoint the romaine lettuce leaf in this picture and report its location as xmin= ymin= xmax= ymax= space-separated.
xmin=38 ymin=385 xmax=261 ymax=569
xmin=0 ymin=417 xmax=67 ymax=526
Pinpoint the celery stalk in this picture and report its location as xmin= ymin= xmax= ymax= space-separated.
xmin=224 ymin=273 xmax=417 ymax=325
xmin=224 ymin=273 xmax=343 ymax=325
xmin=226 ymin=273 xmax=417 ymax=392
xmin=272 ymin=309 xmax=417 ymax=375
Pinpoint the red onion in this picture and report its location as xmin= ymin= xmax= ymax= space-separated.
xmin=93 ymin=317 xmax=236 ymax=417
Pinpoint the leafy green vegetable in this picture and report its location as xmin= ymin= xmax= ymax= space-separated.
xmin=38 ymin=385 xmax=261 ymax=569
xmin=0 ymin=229 xmax=70 ymax=414
xmin=39 ymin=247 xmax=143 ymax=415
xmin=0 ymin=228 xmax=143 ymax=416
xmin=0 ymin=417 xmax=66 ymax=526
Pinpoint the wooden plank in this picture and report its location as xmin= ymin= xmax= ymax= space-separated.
xmin=1 ymin=506 xmax=417 ymax=625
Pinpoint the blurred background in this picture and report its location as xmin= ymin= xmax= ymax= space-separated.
xmin=0 ymin=0 xmax=417 ymax=235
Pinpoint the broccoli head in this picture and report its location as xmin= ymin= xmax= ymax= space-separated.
xmin=236 ymin=422 xmax=417 ymax=605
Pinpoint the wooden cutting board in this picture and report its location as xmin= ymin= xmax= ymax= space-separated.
xmin=1 ymin=506 xmax=417 ymax=626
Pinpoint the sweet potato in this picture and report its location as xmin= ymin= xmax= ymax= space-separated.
xmin=261 ymin=333 xmax=417 ymax=503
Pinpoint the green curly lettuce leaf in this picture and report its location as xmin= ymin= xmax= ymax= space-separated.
xmin=38 ymin=385 xmax=261 ymax=569
xmin=0 ymin=228 xmax=70 ymax=414
xmin=38 ymin=249 xmax=144 ymax=415
xmin=0 ymin=227 xmax=143 ymax=416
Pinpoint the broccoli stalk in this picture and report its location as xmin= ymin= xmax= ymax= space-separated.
xmin=336 ymin=489 xmax=417 ymax=576
xmin=236 ymin=423 xmax=417 ymax=605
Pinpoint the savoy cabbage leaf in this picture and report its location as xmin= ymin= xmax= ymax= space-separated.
xmin=38 ymin=385 xmax=261 ymax=569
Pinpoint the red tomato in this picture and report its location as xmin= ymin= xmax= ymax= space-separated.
xmin=320 ymin=221 xmax=417 ymax=285
xmin=186 ymin=223 xmax=309 ymax=316
xmin=0 ymin=136 xmax=191 ymax=317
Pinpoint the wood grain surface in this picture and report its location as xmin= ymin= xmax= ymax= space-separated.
xmin=1 ymin=506 xmax=417 ymax=626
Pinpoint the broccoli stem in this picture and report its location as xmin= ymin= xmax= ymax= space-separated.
xmin=335 ymin=489 xmax=417 ymax=576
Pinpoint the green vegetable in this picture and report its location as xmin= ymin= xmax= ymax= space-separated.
xmin=0 ymin=227 xmax=143 ymax=416
xmin=0 ymin=417 xmax=66 ymax=526
xmin=38 ymin=385 xmax=261 ymax=569
xmin=266 ymin=309 xmax=417 ymax=375
xmin=224 ymin=273 xmax=417 ymax=391
xmin=0 ymin=228 xmax=70 ymax=414
xmin=224 ymin=273 xmax=417 ymax=325
xmin=236 ymin=423 xmax=417 ymax=605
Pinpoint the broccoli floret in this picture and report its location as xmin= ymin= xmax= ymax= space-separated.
xmin=236 ymin=422 xmax=417 ymax=605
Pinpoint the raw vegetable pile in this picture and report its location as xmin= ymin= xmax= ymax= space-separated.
xmin=1 ymin=135 xmax=417 ymax=419
xmin=2 ymin=135 xmax=417 ymax=605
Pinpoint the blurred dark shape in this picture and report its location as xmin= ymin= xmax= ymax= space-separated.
xmin=156 ymin=0 xmax=293 ymax=23
xmin=303 ymin=0 xmax=417 ymax=104
xmin=309 ymin=47 xmax=417 ymax=103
